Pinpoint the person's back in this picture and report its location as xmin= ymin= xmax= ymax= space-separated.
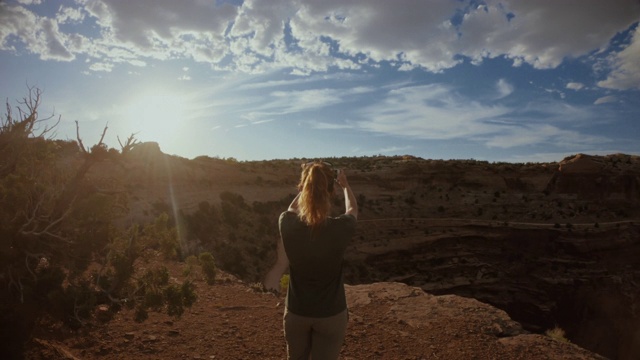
xmin=264 ymin=161 xmax=358 ymax=360
xmin=280 ymin=211 xmax=356 ymax=318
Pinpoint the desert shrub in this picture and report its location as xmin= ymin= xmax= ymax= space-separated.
xmin=280 ymin=274 xmax=290 ymax=293
xmin=0 ymin=88 xmax=134 ymax=356
xmin=144 ymin=213 xmax=182 ymax=259
xmin=220 ymin=190 xmax=247 ymax=208
xmin=151 ymin=199 xmax=172 ymax=216
xmin=199 ymin=252 xmax=217 ymax=285
xmin=132 ymin=266 xmax=197 ymax=322
xmin=182 ymin=201 xmax=221 ymax=246
xmin=0 ymin=88 xmax=205 ymax=358
xmin=165 ymin=281 xmax=197 ymax=317
xmin=545 ymin=326 xmax=570 ymax=343
xmin=221 ymin=201 xmax=241 ymax=227
xmin=215 ymin=242 xmax=248 ymax=277
xmin=183 ymin=255 xmax=199 ymax=278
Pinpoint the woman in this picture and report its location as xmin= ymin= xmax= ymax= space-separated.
xmin=264 ymin=161 xmax=358 ymax=360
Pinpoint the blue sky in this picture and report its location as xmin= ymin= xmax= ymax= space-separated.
xmin=1 ymin=0 xmax=639 ymax=162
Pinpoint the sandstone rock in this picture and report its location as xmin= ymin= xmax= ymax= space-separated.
xmin=94 ymin=305 xmax=112 ymax=323
xmin=546 ymin=153 xmax=640 ymax=200
xmin=348 ymin=282 xmax=524 ymax=333
xmin=346 ymin=282 xmax=606 ymax=359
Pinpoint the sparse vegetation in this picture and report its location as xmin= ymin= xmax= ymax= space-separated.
xmin=546 ymin=326 xmax=571 ymax=343
xmin=183 ymin=255 xmax=200 ymax=278
xmin=280 ymin=274 xmax=290 ymax=294
xmin=1 ymin=89 xmax=638 ymax=359
xmin=199 ymin=252 xmax=217 ymax=285
xmin=0 ymin=88 xmax=196 ymax=357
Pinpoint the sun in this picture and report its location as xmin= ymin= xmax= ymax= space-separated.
xmin=122 ymin=91 xmax=191 ymax=143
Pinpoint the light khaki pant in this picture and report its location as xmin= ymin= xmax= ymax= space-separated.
xmin=283 ymin=308 xmax=348 ymax=360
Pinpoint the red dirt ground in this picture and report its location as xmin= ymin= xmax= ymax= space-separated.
xmin=25 ymin=261 xmax=603 ymax=360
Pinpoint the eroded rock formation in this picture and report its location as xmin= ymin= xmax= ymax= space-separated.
xmin=546 ymin=153 xmax=640 ymax=201
xmin=344 ymin=222 xmax=640 ymax=359
xmin=345 ymin=282 xmax=606 ymax=359
xmin=88 ymin=149 xmax=640 ymax=359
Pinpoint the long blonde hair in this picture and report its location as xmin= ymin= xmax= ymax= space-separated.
xmin=297 ymin=162 xmax=334 ymax=230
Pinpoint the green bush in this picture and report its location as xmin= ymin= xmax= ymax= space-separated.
xmin=546 ymin=326 xmax=570 ymax=343
xmin=280 ymin=274 xmax=290 ymax=294
xmin=134 ymin=268 xmax=197 ymax=322
xmin=146 ymin=213 xmax=182 ymax=260
xmin=199 ymin=252 xmax=217 ymax=285
xmin=165 ymin=281 xmax=197 ymax=317
xmin=183 ymin=255 xmax=199 ymax=277
xmin=0 ymin=89 xmax=205 ymax=357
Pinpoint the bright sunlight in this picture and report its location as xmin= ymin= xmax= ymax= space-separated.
xmin=122 ymin=92 xmax=191 ymax=144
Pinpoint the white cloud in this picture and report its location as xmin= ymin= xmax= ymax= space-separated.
xmin=89 ymin=62 xmax=113 ymax=72
xmin=367 ymin=145 xmax=413 ymax=155
xmin=83 ymin=0 xmax=238 ymax=64
xmin=484 ymin=124 xmax=608 ymax=149
xmin=0 ymin=4 xmax=74 ymax=61
xmin=38 ymin=18 xmax=74 ymax=60
xmin=255 ymin=85 xmax=375 ymax=117
xmin=459 ymin=1 xmax=640 ymax=69
xmin=0 ymin=5 xmax=38 ymax=52
xmin=355 ymin=83 xmax=610 ymax=149
xmin=356 ymin=84 xmax=510 ymax=140
xmin=1 ymin=0 xmax=639 ymax=76
xmin=57 ymin=6 xmax=85 ymax=24
xmin=594 ymin=95 xmax=618 ymax=105
xmin=270 ymin=88 xmax=344 ymax=114
xmin=311 ymin=121 xmax=353 ymax=130
xmin=229 ymin=0 xmax=295 ymax=57
xmin=597 ymin=26 xmax=640 ymax=90
xmin=566 ymin=82 xmax=585 ymax=90
xmin=495 ymin=78 xmax=514 ymax=98
xmin=289 ymin=0 xmax=461 ymax=72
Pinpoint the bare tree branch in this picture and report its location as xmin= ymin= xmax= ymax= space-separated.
xmin=75 ymin=120 xmax=86 ymax=153
xmin=118 ymin=133 xmax=139 ymax=155
xmin=97 ymin=123 xmax=108 ymax=147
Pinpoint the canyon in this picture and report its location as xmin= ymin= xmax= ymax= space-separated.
xmin=94 ymin=144 xmax=639 ymax=359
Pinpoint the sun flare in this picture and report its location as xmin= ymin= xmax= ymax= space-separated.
xmin=123 ymin=91 xmax=191 ymax=143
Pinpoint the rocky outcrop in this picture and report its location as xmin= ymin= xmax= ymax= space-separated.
xmin=27 ymin=278 xmax=606 ymax=359
xmin=345 ymin=282 xmax=605 ymax=359
xmin=345 ymin=222 xmax=640 ymax=360
xmin=128 ymin=141 xmax=163 ymax=158
xmin=545 ymin=153 xmax=640 ymax=201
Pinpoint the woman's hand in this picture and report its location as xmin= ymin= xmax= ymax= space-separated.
xmin=336 ymin=169 xmax=358 ymax=218
xmin=335 ymin=169 xmax=350 ymax=189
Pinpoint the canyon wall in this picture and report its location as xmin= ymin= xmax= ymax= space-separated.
xmin=343 ymin=220 xmax=640 ymax=359
xmin=96 ymin=145 xmax=640 ymax=359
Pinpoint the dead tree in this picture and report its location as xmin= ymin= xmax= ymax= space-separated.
xmin=1 ymin=87 xmax=112 ymax=304
xmin=118 ymin=133 xmax=139 ymax=155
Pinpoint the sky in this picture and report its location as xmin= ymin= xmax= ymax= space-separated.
xmin=1 ymin=0 xmax=639 ymax=163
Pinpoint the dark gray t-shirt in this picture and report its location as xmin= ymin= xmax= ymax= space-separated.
xmin=279 ymin=211 xmax=357 ymax=318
